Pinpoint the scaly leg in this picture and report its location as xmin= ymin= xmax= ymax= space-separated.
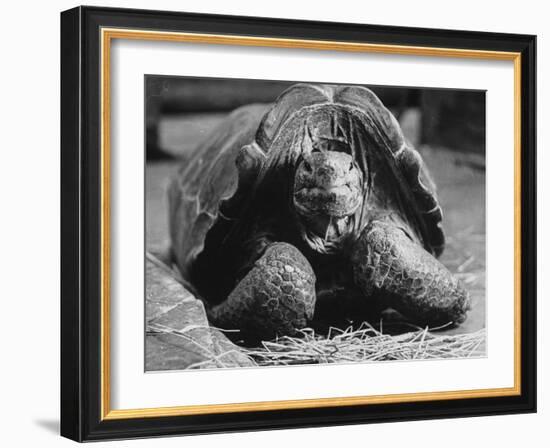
xmin=351 ymin=219 xmax=471 ymax=327
xmin=209 ymin=242 xmax=316 ymax=342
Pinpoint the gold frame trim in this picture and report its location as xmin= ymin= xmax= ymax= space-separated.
xmin=100 ymin=28 xmax=522 ymax=421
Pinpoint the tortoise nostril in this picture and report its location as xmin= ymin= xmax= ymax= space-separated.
xmin=302 ymin=159 xmax=313 ymax=172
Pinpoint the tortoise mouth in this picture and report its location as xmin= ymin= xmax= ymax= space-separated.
xmin=293 ymin=182 xmax=362 ymax=248
xmin=293 ymin=184 xmax=361 ymax=218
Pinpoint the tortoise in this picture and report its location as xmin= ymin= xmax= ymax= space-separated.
xmin=168 ymin=83 xmax=471 ymax=342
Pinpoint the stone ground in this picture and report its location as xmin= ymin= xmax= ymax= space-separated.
xmin=145 ymin=111 xmax=486 ymax=370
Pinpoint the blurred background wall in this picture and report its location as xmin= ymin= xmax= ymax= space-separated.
xmin=145 ymin=76 xmax=485 ymax=161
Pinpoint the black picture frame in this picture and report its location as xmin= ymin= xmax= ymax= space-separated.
xmin=61 ymin=5 xmax=536 ymax=442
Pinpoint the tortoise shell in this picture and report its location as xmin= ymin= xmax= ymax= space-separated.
xmin=168 ymin=84 xmax=444 ymax=280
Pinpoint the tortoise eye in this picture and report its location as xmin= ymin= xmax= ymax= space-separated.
xmin=310 ymin=145 xmax=321 ymax=153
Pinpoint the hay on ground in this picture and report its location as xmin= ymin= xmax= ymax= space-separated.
xmin=245 ymin=323 xmax=485 ymax=366
xmin=148 ymin=321 xmax=486 ymax=368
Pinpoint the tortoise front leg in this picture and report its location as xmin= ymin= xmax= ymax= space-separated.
xmin=351 ymin=219 xmax=471 ymax=327
xmin=208 ymin=242 xmax=316 ymax=343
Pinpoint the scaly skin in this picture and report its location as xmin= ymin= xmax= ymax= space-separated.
xmin=351 ymin=219 xmax=471 ymax=327
xmin=208 ymin=242 xmax=316 ymax=342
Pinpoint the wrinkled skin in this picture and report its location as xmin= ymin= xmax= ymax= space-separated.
xmin=293 ymin=150 xmax=363 ymax=241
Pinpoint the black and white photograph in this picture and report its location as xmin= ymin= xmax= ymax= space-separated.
xmin=0 ymin=0 xmax=542 ymax=444
xmin=145 ymin=77 xmax=486 ymax=371
xmin=57 ymin=3 xmax=538 ymax=442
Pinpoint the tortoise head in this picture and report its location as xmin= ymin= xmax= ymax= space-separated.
xmin=293 ymin=147 xmax=363 ymax=241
